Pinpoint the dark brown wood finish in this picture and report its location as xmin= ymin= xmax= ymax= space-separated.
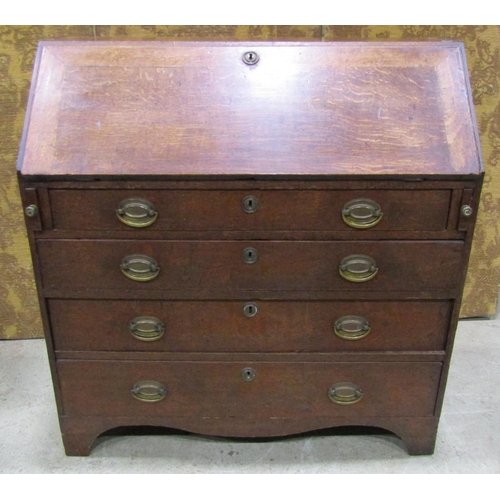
xmin=37 ymin=240 xmax=464 ymax=293
xmin=59 ymin=415 xmax=440 ymax=456
xmin=18 ymin=42 xmax=481 ymax=177
xmin=48 ymin=299 xmax=451 ymax=353
xmin=57 ymin=360 xmax=442 ymax=418
xmin=49 ymin=189 xmax=452 ymax=232
xmin=17 ymin=41 xmax=484 ymax=456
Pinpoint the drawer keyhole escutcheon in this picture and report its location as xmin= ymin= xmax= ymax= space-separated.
xmin=328 ymin=382 xmax=363 ymax=405
xmin=242 ymin=51 xmax=259 ymax=65
xmin=334 ymin=315 xmax=371 ymax=340
xmin=243 ymin=302 xmax=259 ymax=317
xmin=131 ymin=380 xmax=167 ymax=403
xmin=129 ymin=316 xmax=165 ymax=342
xmin=116 ymin=198 xmax=158 ymax=228
xmin=121 ymin=254 xmax=160 ymax=282
xmin=241 ymin=367 xmax=257 ymax=382
xmin=242 ymin=195 xmax=259 ymax=214
xmin=339 ymin=254 xmax=378 ymax=282
xmin=242 ymin=247 xmax=259 ymax=264
xmin=342 ymin=198 xmax=383 ymax=229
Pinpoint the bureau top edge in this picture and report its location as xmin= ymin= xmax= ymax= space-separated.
xmin=36 ymin=40 xmax=467 ymax=48
xmin=17 ymin=172 xmax=484 ymax=184
xmin=18 ymin=40 xmax=483 ymax=177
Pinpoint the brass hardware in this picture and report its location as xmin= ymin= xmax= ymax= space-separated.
xmin=131 ymin=380 xmax=167 ymax=403
xmin=242 ymin=195 xmax=259 ymax=214
xmin=120 ymin=254 xmax=160 ymax=281
xmin=339 ymin=254 xmax=378 ymax=282
xmin=25 ymin=205 xmax=38 ymax=217
xmin=334 ymin=315 xmax=371 ymax=340
xmin=129 ymin=316 xmax=165 ymax=342
xmin=342 ymin=198 xmax=383 ymax=229
xmin=116 ymin=198 xmax=158 ymax=228
xmin=243 ymin=302 xmax=258 ymax=317
xmin=241 ymin=367 xmax=256 ymax=382
xmin=461 ymin=205 xmax=473 ymax=217
xmin=242 ymin=247 xmax=258 ymax=264
xmin=242 ymin=51 xmax=259 ymax=65
xmin=328 ymin=382 xmax=363 ymax=405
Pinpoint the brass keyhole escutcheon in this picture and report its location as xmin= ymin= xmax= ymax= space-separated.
xmin=242 ymin=247 xmax=259 ymax=264
xmin=242 ymin=51 xmax=259 ymax=65
xmin=242 ymin=195 xmax=259 ymax=214
xmin=241 ymin=367 xmax=256 ymax=382
xmin=243 ymin=302 xmax=258 ymax=318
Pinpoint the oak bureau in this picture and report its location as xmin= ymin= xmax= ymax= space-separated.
xmin=17 ymin=41 xmax=483 ymax=456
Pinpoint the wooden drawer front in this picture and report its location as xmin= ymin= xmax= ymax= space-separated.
xmin=49 ymin=299 xmax=451 ymax=352
xmin=38 ymin=240 xmax=463 ymax=293
xmin=49 ymin=189 xmax=451 ymax=232
xmin=58 ymin=360 xmax=441 ymax=418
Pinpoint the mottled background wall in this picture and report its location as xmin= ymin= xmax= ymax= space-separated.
xmin=1 ymin=25 xmax=499 ymax=339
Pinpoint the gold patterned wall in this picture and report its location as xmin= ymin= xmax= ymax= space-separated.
xmin=1 ymin=25 xmax=498 ymax=339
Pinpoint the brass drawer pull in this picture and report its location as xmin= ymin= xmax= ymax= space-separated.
xmin=116 ymin=198 xmax=158 ymax=228
xmin=243 ymin=302 xmax=258 ymax=317
xmin=121 ymin=254 xmax=160 ymax=281
xmin=131 ymin=380 xmax=167 ymax=403
xmin=242 ymin=247 xmax=259 ymax=264
xmin=129 ymin=316 xmax=165 ymax=342
xmin=342 ymin=198 xmax=383 ymax=229
xmin=242 ymin=195 xmax=259 ymax=213
xmin=334 ymin=315 xmax=371 ymax=340
xmin=328 ymin=382 xmax=363 ymax=405
xmin=339 ymin=254 xmax=378 ymax=282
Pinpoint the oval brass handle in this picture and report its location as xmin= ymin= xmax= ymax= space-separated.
xmin=116 ymin=198 xmax=158 ymax=228
xmin=328 ymin=382 xmax=363 ymax=405
xmin=334 ymin=315 xmax=371 ymax=340
xmin=339 ymin=254 xmax=378 ymax=282
xmin=131 ymin=380 xmax=167 ymax=403
xmin=129 ymin=316 xmax=165 ymax=342
xmin=342 ymin=198 xmax=383 ymax=229
xmin=120 ymin=254 xmax=160 ymax=282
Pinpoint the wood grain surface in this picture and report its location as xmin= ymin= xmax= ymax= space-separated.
xmin=48 ymin=188 xmax=452 ymax=232
xmin=37 ymin=239 xmax=464 ymax=293
xmin=18 ymin=41 xmax=482 ymax=177
xmin=48 ymin=299 xmax=451 ymax=353
xmin=57 ymin=359 xmax=442 ymax=419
